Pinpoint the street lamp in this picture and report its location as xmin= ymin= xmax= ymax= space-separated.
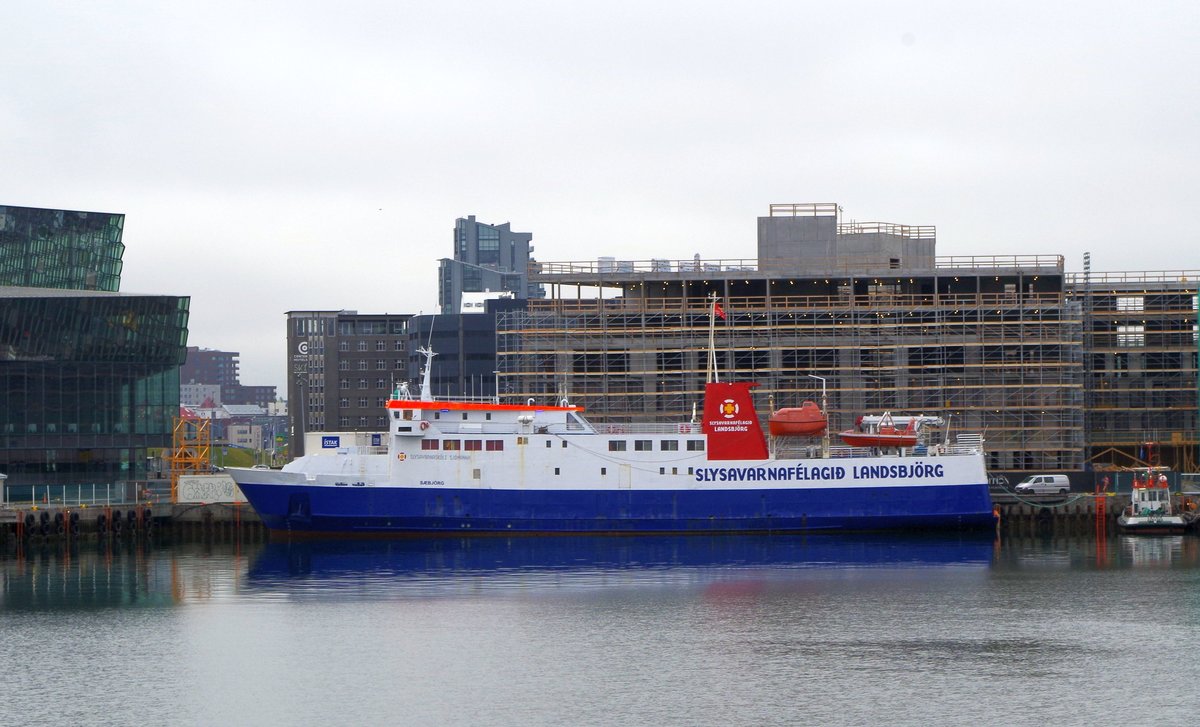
xmin=807 ymin=374 xmax=829 ymax=456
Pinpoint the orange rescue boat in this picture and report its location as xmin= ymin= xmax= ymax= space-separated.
xmin=838 ymin=412 xmax=923 ymax=448
xmin=768 ymin=401 xmax=827 ymax=437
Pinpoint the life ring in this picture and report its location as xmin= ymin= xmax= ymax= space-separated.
xmin=419 ymin=421 xmax=429 ymax=431
xmin=679 ymin=424 xmax=691 ymax=434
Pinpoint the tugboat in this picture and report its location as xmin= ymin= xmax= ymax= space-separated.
xmin=1118 ymin=471 xmax=1199 ymax=535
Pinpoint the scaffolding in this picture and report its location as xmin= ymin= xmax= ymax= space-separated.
xmin=497 ymin=261 xmax=1200 ymax=472
xmin=167 ymin=417 xmax=211 ymax=502
xmin=1067 ymin=271 xmax=1200 ymax=471
xmin=499 ymin=257 xmax=1085 ymax=471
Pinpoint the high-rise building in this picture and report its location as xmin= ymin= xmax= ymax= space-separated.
xmin=285 ymin=311 xmax=412 ymax=456
xmin=0 ymin=205 xmax=189 ymax=495
xmin=438 ymin=216 xmax=544 ymax=314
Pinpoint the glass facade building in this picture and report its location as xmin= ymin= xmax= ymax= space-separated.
xmin=438 ymin=216 xmax=544 ymax=314
xmin=0 ymin=206 xmax=125 ymax=291
xmin=0 ymin=205 xmax=189 ymax=496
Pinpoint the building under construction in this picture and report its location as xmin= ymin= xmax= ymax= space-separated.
xmin=496 ymin=203 xmax=1198 ymax=475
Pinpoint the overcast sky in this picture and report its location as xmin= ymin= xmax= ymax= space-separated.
xmin=3 ymin=1 xmax=1197 ymax=392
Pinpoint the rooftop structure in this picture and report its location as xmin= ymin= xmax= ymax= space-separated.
xmin=0 ymin=205 xmax=125 ymax=291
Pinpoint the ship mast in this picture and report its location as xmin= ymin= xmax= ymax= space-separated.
xmin=417 ymin=346 xmax=437 ymax=402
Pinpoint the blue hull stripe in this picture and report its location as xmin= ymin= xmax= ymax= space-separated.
xmin=237 ymin=482 xmax=995 ymax=534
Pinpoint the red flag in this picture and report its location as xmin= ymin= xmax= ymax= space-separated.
xmin=713 ymin=301 xmax=726 ymax=319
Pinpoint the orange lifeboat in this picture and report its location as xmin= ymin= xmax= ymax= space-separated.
xmin=768 ymin=401 xmax=827 ymax=437
xmin=838 ymin=412 xmax=920 ymax=448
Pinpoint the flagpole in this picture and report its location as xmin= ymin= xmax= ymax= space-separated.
xmin=707 ymin=292 xmax=719 ymax=383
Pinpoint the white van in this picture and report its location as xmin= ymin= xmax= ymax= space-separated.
xmin=1015 ymin=474 xmax=1070 ymax=495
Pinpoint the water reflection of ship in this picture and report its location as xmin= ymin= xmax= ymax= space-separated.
xmin=246 ymin=535 xmax=994 ymax=594
xmin=1120 ymin=535 xmax=1188 ymax=567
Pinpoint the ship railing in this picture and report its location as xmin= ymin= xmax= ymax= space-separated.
xmin=408 ymin=394 xmax=501 ymax=405
xmin=942 ymin=444 xmax=983 ymax=456
xmin=825 ymin=439 xmax=985 ymax=459
xmin=773 ymin=443 xmax=825 ymax=459
xmin=828 ymin=445 xmax=879 ymax=458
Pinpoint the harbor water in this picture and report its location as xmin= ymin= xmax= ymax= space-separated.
xmin=3 ymin=534 xmax=1199 ymax=726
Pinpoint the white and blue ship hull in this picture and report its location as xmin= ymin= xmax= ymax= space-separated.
xmin=237 ymin=481 xmax=994 ymax=534
xmin=229 ymin=379 xmax=996 ymax=537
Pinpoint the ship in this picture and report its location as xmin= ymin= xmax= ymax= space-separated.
xmin=228 ymin=348 xmax=995 ymax=536
xmin=1117 ymin=471 xmax=1200 ymax=535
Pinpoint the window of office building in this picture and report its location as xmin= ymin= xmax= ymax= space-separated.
xmin=1117 ymin=324 xmax=1145 ymax=347
xmin=478 ymin=227 xmax=500 ymax=265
